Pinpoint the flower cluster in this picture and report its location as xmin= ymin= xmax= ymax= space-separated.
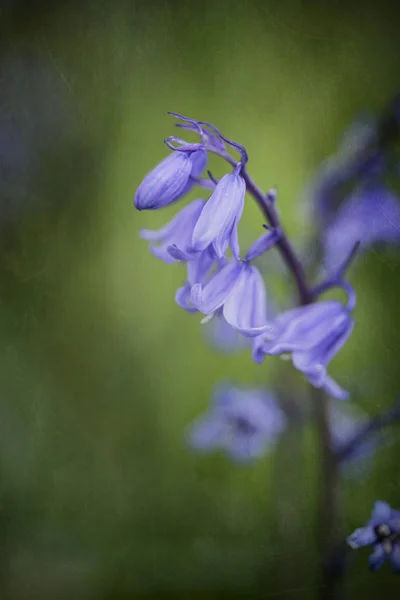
xmin=133 ymin=109 xmax=400 ymax=585
xmin=134 ymin=113 xmax=355 ymax=399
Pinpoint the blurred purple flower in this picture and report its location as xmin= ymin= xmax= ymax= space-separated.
xmin=187 ymin=383 xmax=286 ymax=462
xmin=323 ymin=184 xmax=400 ymax=272
xmin=305 ymin=114 xmax=383 ymax=228
xmin=191 ymin=172 xmax=245 ymax=259
xmin=134 ymin=149 xmax=207 ymax=210
xmin=328 ymin=401 xmax=381 ymax=475
xmin=203 ymin=314 xmax=251 ymax=352
xmin=347 ymin=501 xmax=400 ymax=572
xmin=253 ymin=299 xmax=354 ymax=399
xmin=139 ymin=199 xmax=205 ymax=263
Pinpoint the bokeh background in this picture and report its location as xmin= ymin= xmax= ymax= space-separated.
xmin=1 ymin=1 xmax=400 ymax=598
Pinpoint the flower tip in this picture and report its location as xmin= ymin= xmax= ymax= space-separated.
xmin=133 ymin=193 xmax=143 ymax=211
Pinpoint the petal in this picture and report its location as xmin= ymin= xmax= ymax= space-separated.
xmin=175 ymin=283 xmax=198 ymax=313
xmin=140 ymin=199 xmax=204 ymax=257
xmin=229 ymin=218 xmax=241 ymax=260
xmin=252 ymin=334 xmax=267 ymax=363
xmin=167 ymin=244 xmax=199 ymax=261
xmin=291 ymin=350 xmax=349 ymax=399
xmin=372 ymin=501 xmax=392 ymax=523
xmin=321 ymin=374 xmax=349 ymax=400
xmin=178 ymin=150 xmax=209 ymax=197
xmin=187 ymin=415 xmax=225 ymax=452
xmin=368 ymin=545 xmax=386 ymax=572
xmin=226 ymin=432 xmax=270 ymax=463
xmin=134 ymin=152 xmax=192 ymax=210
xmin=245 ymin=229 xmax=281 ymax=262
xmin=390 ymin=544 xmax=400 ymax=573
xmin=191 ymin=173 xmax=245 ymax=255
xmin=324 ymin=185 xmax=400 ymax=271
xmin=307 ymin=316 xmax=353 ymax=370
xmin=149 ymin=242 xmax=178 ymax=264
xmin=190 ymin=261 xmax=242 ymax=315
xmin=187 ymin=246 xmax=217 ymax=285
xmin=347 ymin=526 xmax=376 ymax=549
xmin=189 ymin=150 xmax=208 ymax=179
xmin=222 ymin=265 xmax=271 ymax=337
xmin=266 ymin=301 xmax=344 ymax=349
xmin=213 ymin=178 xmax=245 ymax=258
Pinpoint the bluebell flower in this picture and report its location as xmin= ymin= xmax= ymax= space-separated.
xmin=347 ymin=501 xmax=400 ymax=572
xmin=253 ymin=299 xmax=354 ymax=399
xmin=187 ymin=383 xmax=286 ymax=462
xmin=191 ymin=172 xmax=245 ymax=259
xmin=323 ymin=183 xmax=400 ymax=272
xmin=134 ymin=149 xmax=207 ymax=210
xmin=190 ymin=260 xmax=272 ymax=337
xmin=139 ymin=199 xmax=205 ymax=263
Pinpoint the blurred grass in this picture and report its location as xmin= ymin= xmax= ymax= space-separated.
xmin=1 ymin=1 xmax=400 ymax=598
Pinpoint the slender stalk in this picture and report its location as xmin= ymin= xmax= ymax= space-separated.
xmin=312 ymin=388 xmax=344 ymax=600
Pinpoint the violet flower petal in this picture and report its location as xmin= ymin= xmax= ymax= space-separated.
xmin=190 ymin=261 xmax=242 ymax=315
xmin=134 ymin=152 xmax=193 ymax=210
xmin=369 ymin=545 xmax=386 ymax=572
xmin=222 ymin=265 xmax=271 ymax=337
xmin=191 ymin=173 xmax=245 ymax=258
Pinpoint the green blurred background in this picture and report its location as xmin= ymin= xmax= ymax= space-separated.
xmin=1 ymin=1 xmax=400 ymax=598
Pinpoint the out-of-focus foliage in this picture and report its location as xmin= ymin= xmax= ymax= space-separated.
xmin=1 ymin=1 xmax=400 ymax=598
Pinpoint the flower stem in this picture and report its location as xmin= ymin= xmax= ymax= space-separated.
xmin=312 ymin=387 xmax=345 ymax=600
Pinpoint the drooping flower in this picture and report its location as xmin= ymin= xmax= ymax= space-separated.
xmin=253 ymin=299 xmax=355 ymax=399
xmin=191 ymin=171 xmax=245 ymax=259
xmin=323 ymin=183 xmax=400 ymax=272
xmin=139 ymin=199 xmax=205 ymax=263
xmin=187 ymin=382 xmax=286 ymax=462
xmin=190 ymin=229 xmax=279 ymax=335
xmin=190 ymin=260 xmax=272 ymax=337
xmin=134 ymin=148 xmax=207 ymax=210
xmin=347 ymin=501 xmax=400 ymax=572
